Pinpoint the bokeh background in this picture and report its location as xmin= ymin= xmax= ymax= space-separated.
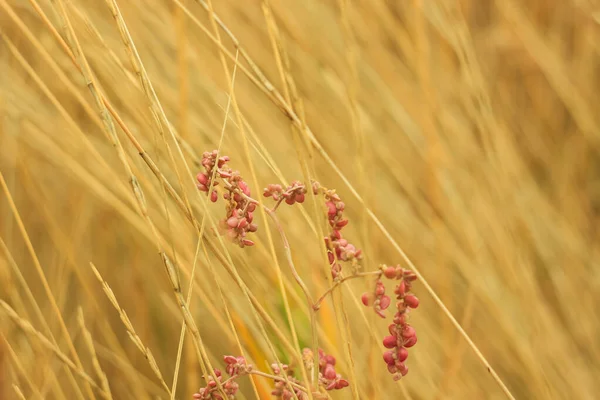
xmin=1 ymin=0 xmax=599 ymax=399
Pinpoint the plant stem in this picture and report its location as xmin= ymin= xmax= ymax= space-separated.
xmin=313 ymin=271 xmax=382 ymax=310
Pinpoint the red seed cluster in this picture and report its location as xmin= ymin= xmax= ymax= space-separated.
xmin=192 ymin=370 xmax=239 ymax=400
xmin=197 ymin=151 xmax=258 ymax=248
xmin=316 ymin=349 xmax=349 ymax=390
xmin=362 ymin=265 xmax=419 ymax=380
xmin=270 ymin=363 xmax=306 ymax=400
xmin=263 ymin=181 xmax=307 ymax=205
xmin=313 ymin=182 xmax=362 ymax=279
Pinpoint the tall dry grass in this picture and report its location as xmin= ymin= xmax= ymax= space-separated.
xmin=1 ymin=0 xmax=599 ymax=398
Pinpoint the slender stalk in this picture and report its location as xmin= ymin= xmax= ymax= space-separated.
xmin=313 ymin=271 xmax=382 ymax=311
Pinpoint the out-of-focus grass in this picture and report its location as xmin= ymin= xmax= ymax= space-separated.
xmin=1 ymin=0 xmax=599 ymax=399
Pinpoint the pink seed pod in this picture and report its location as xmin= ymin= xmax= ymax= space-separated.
xmin=323 ymin=364 xmax=336 ymax=380
xmin=227 ymin=217 xmax=239 ymax=228
xmin=383 ymin=266 xmax=397 ymax=279
xmin=326 ymin=201 xmax=337 ymax=216
xmin=380 ymin=295 xmax=391 ymax=310
xmin=361 ymin=292 xmax=371 ymax=306
xmin=325 ymin=355 xmax=336 ymax=365
xmin=296 ymin=193 xmax=305 ymax=203
xmin=388 ymin=324 xmax=398 ymax=335
xmin=210 ymin=190 xmax=218 ymax=202
xmin=197 ymin=183 xmax=208 ymax=192
xmin=402 ymin=325 xmax=416 ymax=338
xmin=247 ymin=212 xmax=254 ymax=223
xmin=336 ymin=219 xmax=349 ymax=229
xmin=403 ymin=335 xmax=417 ymax=348
xmin=241 ymin=239 xmax=255 ymax=247
xmin=223 ymin=355 xmax=237 ymax=364
xmin=248 ymin=223 xmax=258 ymax=232
xmin=397 ymin=347 xmax=408 ymax=362
xmin=387 ymin=363 xmax=398 ymax=374
xmin=336 ymin=379 xmax=349 ymax=389
xmin=404 ymin=295 xmax=419 ymax=308
xmin=383 ymin=335 xmax=397 ymax=349
xmin=285 ymin=196 xmax=295 ymax=205
xmin=197 ymin=172 xmax=208 ymax=185
xmin=237 ymin=218 xmax=248 ymax=229
xmin=398 ymin=363 xmax=409 ymax=376
xmin=395 ymin=281 xmax=406 ymax=297
xmin=393 ymin=313 xmax=407 ymax=325
xmin=239 ymin=181 xmax=251 ymax=196
xmin=247 ymin=203 xmax=257 ymax=212
xmin=383 ymin=350 xmax=395 ymax=365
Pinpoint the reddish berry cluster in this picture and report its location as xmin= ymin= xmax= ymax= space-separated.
xmin=312 ymin=182 xmax=362 ymax=279
xmin=270 ymin=362 xmax=306 ymax=400
xmin=192 ymin=355 xmax=251 ymax=399
xmin=362 ymin=265 xmax=419 ymax=380
xmin=316 ymin=349 xmax=349 ymax=390
xmin=196 ymin=151 xmax=258 ymax=248
xmin=263 ymin=181 xmax=307 ymax=205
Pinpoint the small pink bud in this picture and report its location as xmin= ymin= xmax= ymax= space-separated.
xmin=404 ymin=295 xmax=419 ymax=308
xmin=210 ymin=190 xmax=218 ymax=202
xmin=239 ymin=181 xmax=251 ymax=196
xmin=332 ymin=230 xmax=341 ymax=240
xmin=241 ymin=239 xmax=255 ymax=247
xmin=336 ymin=219 xmax=349 ymax=229
xmin=336 ymin=201 xmax=345 ymax=210
xmin=388 ymin=324 xmax=398 ymax=335
xmin=375 ymin=283 xmax=386 ymax=296
xmin=395 ymin=281 xmax=406 ymax=297
xmin=403 ymin=335 xmax=417 ymax=348
xmin=337 ymin=238 xmax=348 ymax=247
xmin=402 ymin=325 xmax=416 ymax=338
xmin=383 ymin=350 xmax=395 ymax=365
xmin=383 ymin=266 xmax=396 ymax=279
xmin=223 ymin=355 xmax=237 ymax=364
xmin=197 ymin=172 xmax=208 ymax=185
xmin=397 ymin=347 xmax=408 ymax=362
xmin=233 ymin=193 xmax=242 ymax=202
xmin=387 ymin=363 xmax=398 ymax=374
xmin=328 ymin=252 xmax=335 ymax=265
xmin=323 ymin=364 xmax=336 ymax=380
xmin=263 ymin=189 xmax=271 ymax=197
xmin=237 ymin=218 xmax=248 ymax=229
xmin=383 ymin=335 xmax=397 ymax=349
xmin=227 ymin=217 xmax=239 ymax=228
xmin=403 ymin=271 xmax=417 ymax=281
xmin=326 ymin=201 xmax=337 ymax=216
xmin=247 ymin=203 xmax=257 ymax=212
xmin=248 ymin=223 xmax=258 ymax=232
xmin=197 ymin=183 xmax=208 ymax=192
xmin=285 ymin=196 xmax=295 ymax=205
xmin=380 ymin=295 xmax=391 ymax=310
xmin=325 ymin=355 xmax=336 ymax=365
xmin=399 ymin=363 xmax=409 ymax=376
xmin=296 ymin=193 xmax=305 ymax=203
xmin=336 ymin=379 xmax=349 ymax=389
xmin=393 ymin=313 xmax=406 ymax=325
xmin=247 ymin=212 xmax=254 ymax=223
xmin=361 ymin=292 xmax=371 ymax=306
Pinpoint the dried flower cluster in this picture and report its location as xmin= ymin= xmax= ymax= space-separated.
xmin=263 ymin=181 xmax=307 ymax=205
xmin=194 ymin=151 xmax=419 ymax=398
xmin=192 ymin=355 xmax=252 ymax=399
xmin=312 ymin=182 xmax=363 ymax=279
xmin=192 ymin=350 xmax=347 ymax=400
xmin=197 ymin=150 xmax=258 ymax=247
xmin=362 ymin=265 xmax=419 ymax=380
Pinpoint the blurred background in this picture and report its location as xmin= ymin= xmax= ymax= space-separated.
xmin=1 ymin=0 xmax=599 ymax=399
